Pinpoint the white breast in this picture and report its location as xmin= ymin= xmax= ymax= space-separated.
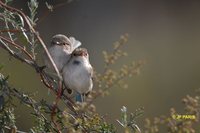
xmin=63 ymin=58 xmax=93 ymax=94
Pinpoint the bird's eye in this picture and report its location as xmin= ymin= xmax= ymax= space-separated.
xmin=62 ymin=43 xmax=69 ymax=46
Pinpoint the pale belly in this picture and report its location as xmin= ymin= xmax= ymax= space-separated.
xmin=63 ymin=64 xmax=93 ymax=94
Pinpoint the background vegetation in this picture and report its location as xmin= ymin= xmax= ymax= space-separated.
xmin=0 ymin=0 xmax=200 ymax=132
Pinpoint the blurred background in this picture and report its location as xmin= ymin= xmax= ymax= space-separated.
xmin=1 ymin=0 xmax=200 ymax=131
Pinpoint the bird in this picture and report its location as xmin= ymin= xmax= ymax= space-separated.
xmin=62 ymin=48 xmax=93 ymax=102
xmin=44 ymin=34 xmax=81 ymax=72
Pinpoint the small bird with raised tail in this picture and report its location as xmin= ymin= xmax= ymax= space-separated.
xmin=62 ymin=48 xmax=93 ymax=102
xmin=44 ymin=34 xmax=81 ymax=72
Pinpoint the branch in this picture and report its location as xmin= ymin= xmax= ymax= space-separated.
xmin=0 ymin=39 xmax=35 ymax=68
xmin=0 ymin=36 xmax=78 ymax=116
xmin=10 ymin=88 xmax=59 ymax=132
xmin=0 ymin=4 xmax=67 ymax=128
xmin=0 ymin=3 xmax=79 ymax=126
xmin=0 ymin=1 xmax=62 ymax=81
xmin=88 ymin=61 xmax=144 ymax=106
xmin=5 ymin=126 xmax=27 ymax=133
xmin=38 ymin=0 xmax=71 ymax=24
xmin=0 ymin=36 xmax=33 ymax=60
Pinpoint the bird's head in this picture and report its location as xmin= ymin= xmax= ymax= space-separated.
xmin=72 ymin=48 xmax=89 ymax=60
xmin=51 ymin=34 xmax=71 ymax=51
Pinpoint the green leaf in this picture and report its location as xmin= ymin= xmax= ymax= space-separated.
xmin=16 ymin=31 xmax=30 ymax=45
xmin=45 ymin=2 xmax=53 ymax=12
xmin=5 ymin=0 xmax=13 ymax=5
xmin=13 ymin=13 xmax=24 ymax=27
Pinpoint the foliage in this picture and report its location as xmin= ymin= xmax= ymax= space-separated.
xmin=1 ymin=0 xmax=200 ymax=133
xmin=117 ymin=106 xmax=144 ymax=133
xmin=144 ymin=93 xmax=200 ymax=133
xmin=0 ymin=0 xmax=144 ymax=132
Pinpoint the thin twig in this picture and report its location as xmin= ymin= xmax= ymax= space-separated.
xmin=0 ymin=39 xmax=35 ymax=67
xmin=4 ymin=17 xmax=15 ymax=42
xmin=0 ymin=3 xmax=66 ymax=130
xmin=0 ymin=36 xmax=33 ymax=60
xmin=5 ymin=126 xmax=27 ymax=133
xmin=0 ymin=36 xmax=77 ymax=115
xmin=0 ymin=2 xmax=84 ymax=132
xmin=0 ymin=1 xmax=62 ymax=81
xmin=11 ymin=88 xmax=59 ymax=132
xmin=0 ymin=29 xmax=21 ymax=33
xmin=38 ymin=0 xmax=71 ymax=24
xmin=88 ymin=62 xmax=144 ymax=106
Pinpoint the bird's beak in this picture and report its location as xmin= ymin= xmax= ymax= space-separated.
xmin=80 ymin=52 xmax=87 ymax=57
xmin=73 ymin=50 xmax=87 ymax=57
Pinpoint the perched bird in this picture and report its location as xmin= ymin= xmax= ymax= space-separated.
xmin=44 ymin=34 xmax=81 ymax=72
xmin=62 ymin=48 xmax=93 ymax=102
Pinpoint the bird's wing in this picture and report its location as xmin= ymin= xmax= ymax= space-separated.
xmin=89 ymin=66 xmax=94 ymax=79
xmin=69 ymin=37 xmax=82 ymax=52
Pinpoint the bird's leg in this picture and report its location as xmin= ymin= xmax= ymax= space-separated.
xmin=76 ymin=93 xmax=83 ymax=102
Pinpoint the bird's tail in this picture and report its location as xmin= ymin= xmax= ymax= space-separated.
xmin=69 ymin=37 xmax=81 ymax=51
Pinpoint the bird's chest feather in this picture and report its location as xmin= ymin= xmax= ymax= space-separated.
xmin=69 ymin=60 xmax=91 ymax=84
xmin=63 ymin=58 xmax=93 ymax=94
xmin=71 ymin=60 xmax=90 ymax=76
xmin=73 ymin=60 xmax=81 ymax=65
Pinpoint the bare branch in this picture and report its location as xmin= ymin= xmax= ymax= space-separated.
xmin=5 ymin=126 xmax=27 ymax=133
xmin=0 ymin=39 xmax=35 ymax=67
xmin=0 ymin=36 xmax=33 ymax=60
xmin=0 ymin=1 xmax=62 ymax=81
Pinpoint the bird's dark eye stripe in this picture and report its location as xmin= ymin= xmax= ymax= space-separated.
xmin=73 ymin=53 xmax=78 ymax=56
xmin=62 ymin=43 xmax=70 ymax=45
